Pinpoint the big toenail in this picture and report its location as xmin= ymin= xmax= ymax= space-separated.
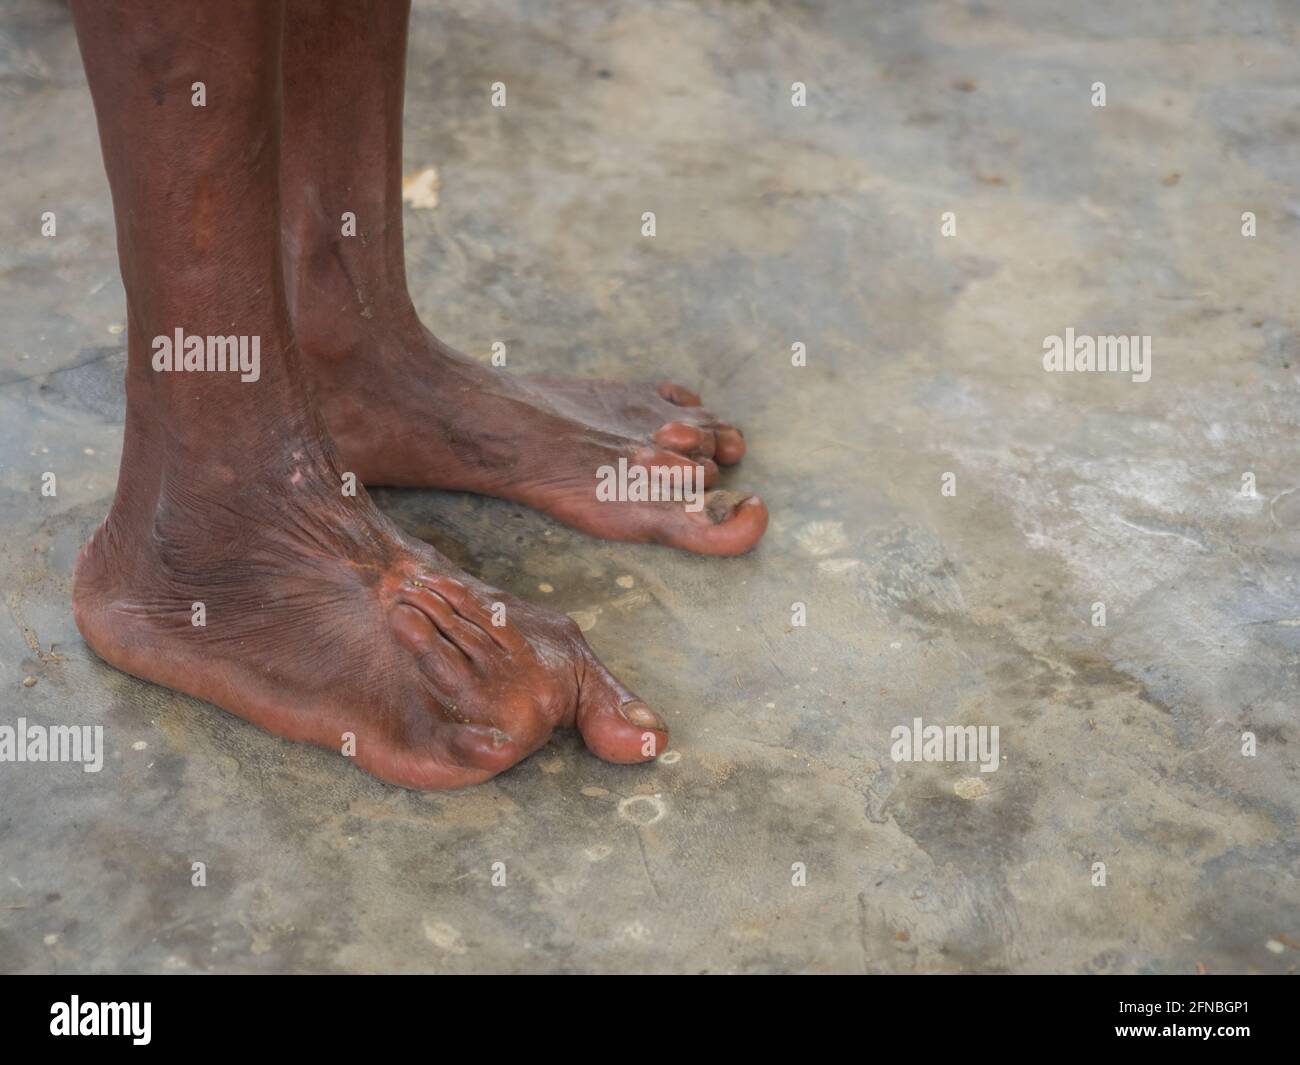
xmin=705 ymin=493 xmax=737 ymax=523
xmin=620 ymin=701 xmax=666 ymax=731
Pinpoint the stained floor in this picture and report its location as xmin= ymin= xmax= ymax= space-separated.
xmin=1 ymin=0 xmax=1297 ymax=973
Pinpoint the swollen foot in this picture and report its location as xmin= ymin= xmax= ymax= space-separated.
xmin=72 ymin=444 xmax=666 ymax=788
xmin=301 ymin=326 xmax=769 ymax=556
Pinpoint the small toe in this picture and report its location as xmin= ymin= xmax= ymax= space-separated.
xmin=657 ymin=380 xmax=702 ymax=407
xmin=391 ymin=602 xmax=470 ymax=676
xmin=630 ymin=445 xmax=717 ymax=490
xmin=383 ymin=722 xmax=519 ymax=789
xmin=712 ymin=426 xmax=746 ymax=464
xmin=698 ymin=456 xmax=720 ymax=487
xmin=396 ymin=583 xmax=497 ymax=666
xmin=443 ymin=722 xmax=518 ymax=771
xmin=422 ymin=575 xmax=527 ymax=653
xmin=653 ymin=420 xmax=716 ymax=459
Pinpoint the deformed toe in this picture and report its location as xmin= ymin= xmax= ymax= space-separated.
xmin=713 ymin=425 xmax=746 ymax=464
xmin=676 ymin=491 xmax=768 ymax=555
xmin=574 ymin=658 xmax=667 ymax=764
xmin=653 ymin=420 xmax=716 ymax=458
xmin=390 ymin=602 xmax=470 ymax=675
xmin=444 ymin=721 xmax=517 ymax=769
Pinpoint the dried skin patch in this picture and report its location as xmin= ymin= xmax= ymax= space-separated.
xmin=953 ymin=776 xmax=990 ymax=800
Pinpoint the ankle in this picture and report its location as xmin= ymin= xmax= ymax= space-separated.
xmin=283 ymin=225 xmax=420 ymax=362
xmin=117 ymin=337 xmax=343 ymax=509
xmin=292 ymin=279 xmax=420 ymax=365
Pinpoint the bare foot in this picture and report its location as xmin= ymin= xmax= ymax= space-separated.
xmin=73 ymin=431 xmax=667 ymax=789
xmin=274 ymin=0 xmax=767 ymax=555
xmin=297 ymin=323 xmax=769 ymax=555
xmin=69 ymin=0 xmax=667 ymax=791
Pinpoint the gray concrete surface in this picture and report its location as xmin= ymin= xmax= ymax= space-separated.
xmin=1 ymin=0 xmax=1297 ymax=973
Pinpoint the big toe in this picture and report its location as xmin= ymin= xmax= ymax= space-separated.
xmin=665 ymin=491 xmax=768 ymax=555
xmin=576 ymin=659 xmax=668 ymax=764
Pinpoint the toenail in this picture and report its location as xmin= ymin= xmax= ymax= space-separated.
xmin=620 ymin=701 xmax=666 ymax=731
xmin=705 ymin=493 xmax=738 ymax=523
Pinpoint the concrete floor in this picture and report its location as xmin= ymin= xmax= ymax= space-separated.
xmin=2 ymin=0 xmax=1297 ymax=974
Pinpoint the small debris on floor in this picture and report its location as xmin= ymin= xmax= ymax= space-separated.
xmin=954 ymin=777 xmax=990 ymax=800
xmin=401 ymin=166 xmax=440 ymax=209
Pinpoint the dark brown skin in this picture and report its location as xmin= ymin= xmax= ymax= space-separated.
xmin=279 ymin=0 xmax=768 ymax=555
xmin=68 ymin=0 xmax=669 ymax=789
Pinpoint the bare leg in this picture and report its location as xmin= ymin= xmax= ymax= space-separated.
xmin=70 ymin=0 xmax=667 ymax=788
xmin=280 ymin=0 xmax=767 ymax=555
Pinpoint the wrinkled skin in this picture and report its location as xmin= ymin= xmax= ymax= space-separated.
xmin=69 ymin=0 xmax=677 ymax=789
xmin=74 ymin=441 xmax=665 ymax=788
xmin=278 ymin=0 xmax=767 ymax=554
